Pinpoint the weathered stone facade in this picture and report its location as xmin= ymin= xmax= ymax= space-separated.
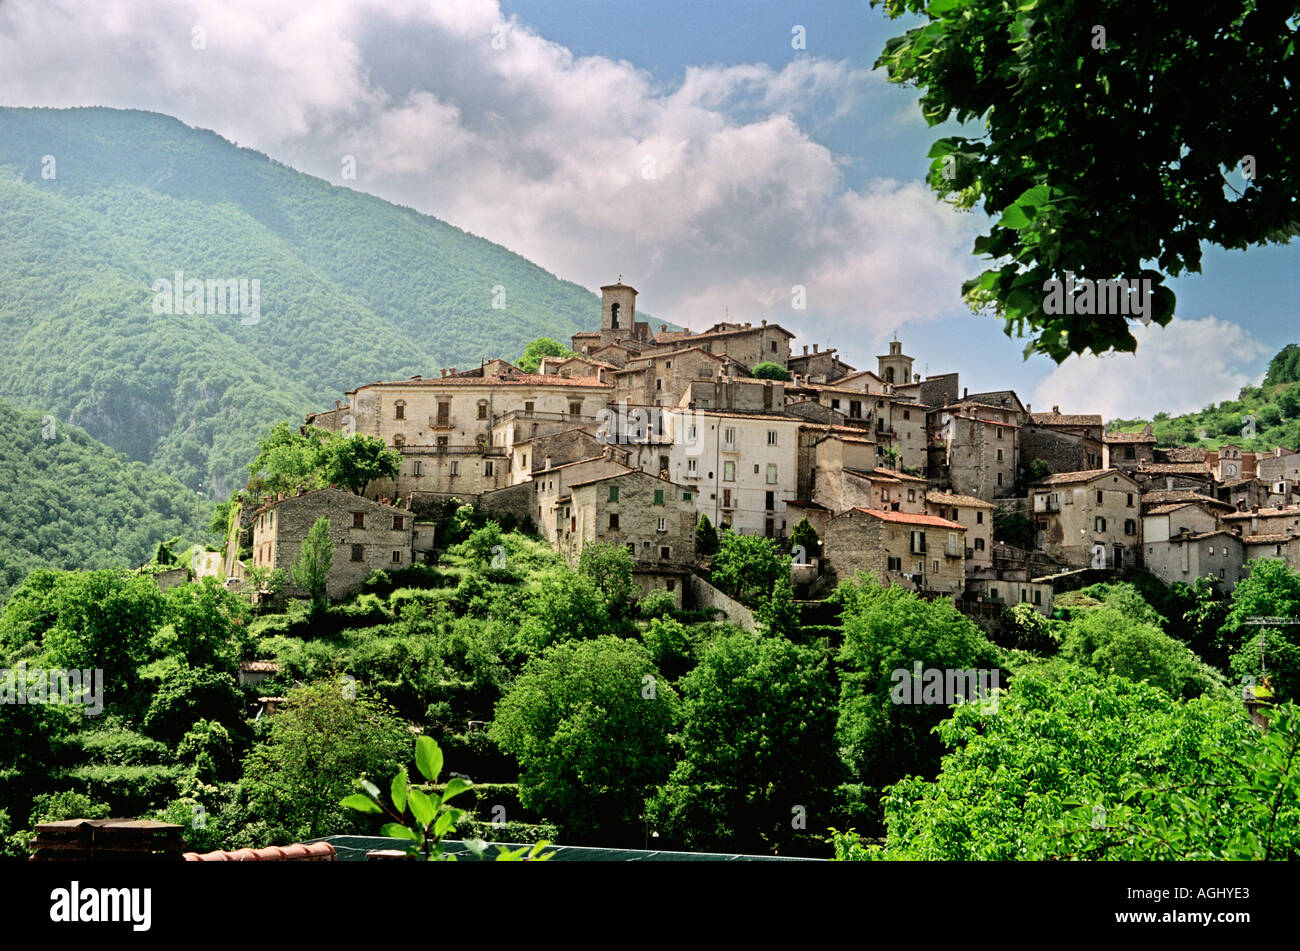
xmin=1029 ymin=469 xmax=1142 ymax=569
xmin=824 ymin=508 xmax=966 ymax=598
xmin=559 ymin=469 xmax=697 ymax=568
xmin=251 ymin=487 xmax=414 ymax=601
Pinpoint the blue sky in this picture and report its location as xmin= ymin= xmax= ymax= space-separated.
xmin=2 ymin=0 xmax=1294 ymax=419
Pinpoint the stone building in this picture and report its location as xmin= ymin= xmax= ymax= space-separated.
xmin=824 ymin=508 xmax=967 ymax=598
xmin=1143 ymin=528 xmax=1245 ymax=591
xmin=610 ymin=347 xmax=734 ymax=407
xmin=558 ymin=469 xmax=697 ymax=571
xmin=924 ymin=490 xmax=994 ymax=574
xmin=928 ymin=407 xmax=1019 ymax=499
xmin=787 ymin=345 xmax=855 ymax=383
xmin=250 ymin=487 xmax=414 ymax=601
xmin=679 ymin=377 xmax=786 ymax=414
xmin=1028 ymin=469 xmax=1143 ymax=569
xmin=1221 ymin=505 xmax=1300 ymax=539
xmin=1103 ymin=426 xmax=1157 ymax=472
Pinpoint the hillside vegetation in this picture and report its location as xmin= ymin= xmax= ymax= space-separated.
xmin=0 ymin=106 xmax=611 ymax=496
xmin=1111 ymin=343 xmax=1300 ymax=449
xmin=0 ymin=402 xmax=210 ymax=599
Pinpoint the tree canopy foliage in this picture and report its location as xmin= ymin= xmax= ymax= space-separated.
xmin=873 ymin=0 xmax=1298 ymax=361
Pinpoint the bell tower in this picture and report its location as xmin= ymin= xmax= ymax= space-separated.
xmin=877 ymin=338 xmax=914 ymax=386
xmin=601 ymin=280 xmax=637 ymax=345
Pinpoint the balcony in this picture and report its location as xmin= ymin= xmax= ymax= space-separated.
xmin=945 ymin=544 xmax=963 ymax=558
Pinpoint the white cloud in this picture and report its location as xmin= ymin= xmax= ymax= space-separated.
xmin=0 ymin=0 xmax=978 ymax=353
xmin=1030 ymin=317 xmax=1269 ymax=421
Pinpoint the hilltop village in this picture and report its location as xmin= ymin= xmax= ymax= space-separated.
xmin=226 ymin=281 xmax=1300 ymax=620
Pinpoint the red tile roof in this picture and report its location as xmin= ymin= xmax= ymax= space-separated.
xmin=1030 ymin=468 xmax=1133 ymax=486
xmin=184 ymin=842 xmax=336 ymax=861
xmin=348 ymin=373 xmax=610 ymax=392
xmin=851 ymin=508 xmax=966 ymax=529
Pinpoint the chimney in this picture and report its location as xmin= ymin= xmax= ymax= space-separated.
xmin=334 ymin=400 xmax=341 ymax=411
xmin=1052 ymin=405 xmax=1060 ymax=414
xmin=813 ymin=344 xmax=819 ymax=353
xmin=660 ymin=324 xmax=667 ymax=332
xmin=761 ymin=319 xmax=768 ymax=326
xmin=803 ymin=345 xmax=808 ymax=355
xmin=963 ymin=387 xmax=968 ymax=399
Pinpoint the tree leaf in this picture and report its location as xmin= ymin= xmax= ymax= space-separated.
xmin=340 ymin=793 xmax=382 ymax=814
xmin=408 ymin=787 xmax=436 ymax=828
xmin=415 ymin=735 xmax=443 ymax=783
xmin=441 ymin=776 xmax=472 ymax=803
xmin=380 ymin=823 xmax=419 ymax=842
xmin=391 ymin=768 xmax=408 ymax=815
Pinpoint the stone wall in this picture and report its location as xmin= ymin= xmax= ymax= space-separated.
xmin=685 ymin=572 xmax=756 ymax=630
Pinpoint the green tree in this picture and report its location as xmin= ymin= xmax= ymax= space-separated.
xmin=142 ymin=662 xmax=245 ymax=744
xmin=158 ymin=577 xmax=251 ymax=673
xmin=517 ymin=338 xmax=577 ymax=374
xmin=750 ymin=361 xmax=792 ymax=381
xmin=755 ymin=574 xmax=800 ymax=640
xmin=647 ymin=632 xmax=838 ymax=853
xmin=873 ymin=0 xmax=1297 ymax=361
xmin=695 ymin=513 xmax=718 ymax=557
xmin=490 ymin=636 xmax=678 ymax=841
xmin=834 ymin=577 xmax=1000 ymax=788
xmin=840 ymin=663 xmax=1296 ymax=860
xmin=789 ymin=517 xmax=821 ymax=561
xmin=1222 ymin=559 xmax=1300 ymax=699
xmin=711 ymin=532 xmax=785 ymax=605
xmin=247 ymin=422 xmax=334 ymax=494
xmin=520 ymin=569 xmax=615 ymax=650
xmin=323 ymin=435 xmax=402 ymax=495
xmin=577 ymin=542 xmax=636 ymax=613
xmin=240 ymin=681 xmax=412 ymax=843
xmin=291 ymin=516 xmax=334 ymax=606
xmin=1264 ymin=344 xmax=1300 ymax=387
xmin=1279 ymin=386 xmax=1300 ymax=420
xmin=1061 ymin=603 xmax=1221 ymax=699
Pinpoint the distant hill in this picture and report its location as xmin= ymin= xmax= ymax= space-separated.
xmin=0 ymin=401 xmax=210 ymax=600
xmin=0 ymin=106 xmax=610 ymax=497
xmin=1110 ymin=344 xmax=1300 ymax=450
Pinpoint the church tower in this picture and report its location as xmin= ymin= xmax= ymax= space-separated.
xmin=600 ymin=281 xmax=638 ymax=346
xmin=877 ymin=339 xmax=915 ymax=386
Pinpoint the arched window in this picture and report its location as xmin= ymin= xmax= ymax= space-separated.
xmin=885 ymin=367 xmax=895 ymax=383
xmin=610 ymin=302 xmax=620 ymax=328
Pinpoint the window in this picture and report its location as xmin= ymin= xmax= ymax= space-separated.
xmin=903 ymin=409 xmax=910 ymax=420
xmin=436 ymin=401 xmax=450 ymax=425
xmin=477 ymin=401 xmax=489 ymax=420
xmin=393 ymin=433 xmax=406 ymax=447
xmin=996 ymin=472 xmax=1003 ymax=486
xmin=655 ymin=378 xmax=662 ymax=391
xmin=1096 ymin=490 xmax=1104 ymax=505
xmin=933 ymin=560 xmax=940 ymax=573
xmin=394 ymin=401 xmax=405 ymax=420
xmin=626 ymin=542 xmax=635 ymax=555
xmin=524 ymin=401 xmax=535 ymax=414
xmin=654 ymin=489 xmax=664 ymax=505
xmin=766 ymin=464 xmax=778 ymax=484
xmin=353 ymin=512 xmax=365 ymax=529
xmin=770 ymin=340 xmax=777 ymax=352
xmin=687 ymin=424 xmax=697 ymax=440
xmin=484 ymin=460 xmax=494 ymax=476
xmin=911 ymin=530 xmax=927 ymax=553
xmin=450 ymin=460 xmax=459 ymax=476
xmin=723 ymin=426 xmax=736 ymax=446
xmin=996 ymin=427 xmax=1003 ymax=439
xmin=351 ymin=544 xmax=364 ymax=562
xmin=569 ymin=401 xmax=582 ymax=418
xmin=1095 ymin=516 xmax=1107 ymax=532
xmin=393 ymin=516 xmax=404 ymax=530
xmin=661 ymin=545 xmax=671 ymax=559
xmin=722 ymin=489 xmax=733 ymax=508
xmin=687 ymin=459 xmax=698 ymax=476
xmin=683 ymin=491 xmax=692 ymax=501
xmin=887 ymin=556 xmax=902 ymax=571
xmin=754 ymin=464 xmax=760 ymax=474
xmin=997 ymin=448 xmax=1004 ymax=462
xmin=1126 ymin=493 xmax=1134 ymax=507
xmin=974 ymin=537 xmax=985 ymax=551
xmin=657 ymin=516 xmax=667 ymax=532
xmin=765 ymin=491 xmax=775 ymax=510
xmin=609 ymin=485 xmax=619 ymax=502
xmin=1034 ymin=589 xmax=1042 ymax=605
xmin=609 ymin=513 xmax=620 ymax=530
xmin=1125 ymin=519 xmax=1137 ymax=536
xmin=908 ymin=489 xmax=916 ymax=502
xmin=849 ymin=400 xmax=861 ymax=419
xmin=830 ymin=399 xmax=841 ymax=411
xmin=413 ymin=460 xmax=422 ymax=477
xmin=976 ymin=511 xmax=984 ymax=524
xmin=667 ymin=580 xmax=675 ymax=592
xmin=392 ymin=550 xmax=402 ymax=564
xmin=767 ymin=430 xmax=778 ymax=446
xmin=723 ymin=461 xmax=736 ymax=482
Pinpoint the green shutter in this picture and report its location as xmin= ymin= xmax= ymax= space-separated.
xmin=683 ymin=492 xmax=692 ymax=501
xmin=609 ymin=486 xmax=619 ymax=502
xmin=654 ymin=489 xmax=664 ymax=505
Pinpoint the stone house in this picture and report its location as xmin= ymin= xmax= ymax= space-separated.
xmin=1103 ymin=426 xmax=1157 ymax=472
xmin=928 ymin=408 xmax=1019 ymax=499
xmin=532 ymin=455 xmax=635 ymax=547
xmin=506 ymin=427 xmax=617 ymax=483
xmin=797 ymin=425 xmax=879 ymax=512
xmin=558 ymin=469 xmax=697 ymax=571
xmin=645 ymin=320 xmax=796 ymax=371
xmin=250 ymin=487 xmax=414 ymax=601
xmin=1135 ymin=461 xmax=1215 ymax=494
xmin=1144 ymin=529 xmax=1246 ymax=591
xmin=974 ymin=578 xmax=1055 ymax=615
xmin=787 ymin=344 xmax=855 ymax=383
xmin=678 ymin=377 xmax=785 ymax=414
xmin=611 ymin=347 xmax=732 ymax=407
xmin=824 ymin=507 xmax=967 ymax=598
xmin=924 ymin=490 xmax=995 ymax=574
xmin=1028 ymin=469 xmax=1143 ymax=569
xmin=1221 ymin=505 xmax=1300 ymax=539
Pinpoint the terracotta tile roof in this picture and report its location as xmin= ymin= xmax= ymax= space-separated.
xmin=1137 ymin=462 xmax=1212 ymax=476
xmin=1140 ymin=490 xmax=1235 ymax=511
xmin=849 ymin=507 xmax=966 ymax=530
xmin=184 ymin=842 xmax=336 ymax=862
xmin=1157 ymin=447 xmax=1208 ymax=463
xmin=1030 ymin=412 xmax=1103 ymax=427
xmin=1223 ymin=506 xmax=1300 ymax=520
xmin=1243 ymin=533 xmax=1298 ymax=544
xmin=1105 ymin=430 xmax=1157 ymax=443
xmin=1030 ymin=468 xmax=1130 ymax=486
xmin=844 ymin=466 xmax=928 ymax=483
xmin=924 ymin=491 xmax=995 ymax=508
xmin=253 ymin=486 xmax=410 ymax=516
xmin=349 ymin=373 xmax=610 ymax=392
xmin=650 ymin=323 xmax=796 ymax=344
